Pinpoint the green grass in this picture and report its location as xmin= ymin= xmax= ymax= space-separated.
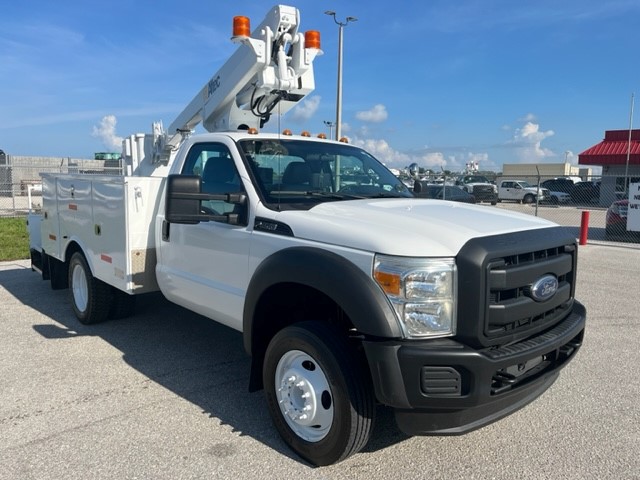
xmin=0 ymin=217 xmax=30 ymax=261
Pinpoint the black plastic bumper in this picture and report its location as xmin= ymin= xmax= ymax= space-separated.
xmin=474 ymin=193 xmax=498 ymax=203
xmin=362 ymin=301 xmax=586 ymax=436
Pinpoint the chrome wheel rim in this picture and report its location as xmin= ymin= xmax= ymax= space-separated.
xmin=71 ymin=263 xmax=88 ymax=312
xmin=274 ymin=349 xmax=334 ymax=442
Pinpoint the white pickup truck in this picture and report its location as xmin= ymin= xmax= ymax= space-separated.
xmin=26 ymin=4 xmax=586 ymax=466
xmin=498 ymin=179 xmax=549 ymax=204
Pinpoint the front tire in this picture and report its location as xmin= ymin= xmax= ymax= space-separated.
xmin=69 ymin=252 xmax=112 ymax=324
xmin=523 ymin=194 xmax=535 ymax=204
xmin=263 ymin=321 xmax=375 ymax=466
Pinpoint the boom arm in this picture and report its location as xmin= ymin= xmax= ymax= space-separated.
xmin=157 ymin=5 xmax=322 ymax=160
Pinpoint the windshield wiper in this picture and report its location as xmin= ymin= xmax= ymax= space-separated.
xmin=305 ymin=191 xmax=368 ymax=200
xmin=370 ymin=192 xmax=408 ymax=198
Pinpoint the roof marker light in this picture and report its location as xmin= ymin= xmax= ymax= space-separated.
xmin=282 ymin=129 xmax=293 ymax=136
xmin=317 ymin=133 xmax=327 ymax=139
xmin=339 ymin=137 xmax=349 ymax=143
xmin=233 ymin=16 xmax=251 ymax=38
xmin=301 ymin=131 xmax=311 ymax=137
xmin=247 ymin=127 xmax=259 ymax=135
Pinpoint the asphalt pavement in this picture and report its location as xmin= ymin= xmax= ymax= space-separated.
xmin=1 ymin=241 xmax=639 ymax=480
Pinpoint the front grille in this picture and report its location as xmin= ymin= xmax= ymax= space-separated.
xmin=472 ymin=185 xmax=497 ymax=199
xmin=486 ymin=245 xmax=575 ymax=339
xmin=456 ymin=227 xmax=578 ymax=348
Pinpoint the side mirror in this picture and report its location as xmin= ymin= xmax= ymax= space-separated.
xmin=165 ymin=174 xmax=248 ymax=225
xmin=166 ymin=175 xmax=202 ymax=224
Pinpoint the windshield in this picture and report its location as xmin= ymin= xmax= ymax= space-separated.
xmin=237 ymin=138 xmax=412 ymax=210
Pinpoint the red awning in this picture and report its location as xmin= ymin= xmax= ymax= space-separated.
xmin=579 ymin=129 xmax=640 ymax=166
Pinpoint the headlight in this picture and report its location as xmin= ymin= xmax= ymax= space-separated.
xmin=373 ymin=255 xmax=457 ymax=339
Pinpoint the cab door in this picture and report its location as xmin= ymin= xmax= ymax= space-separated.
xmin=500 ymin=181 xmax=518 ymax=201
xmin=156 ymin=142 xmax=250 ymax=331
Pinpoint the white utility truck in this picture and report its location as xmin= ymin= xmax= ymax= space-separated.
xmin=455 ymin=174 xmax=498 ymax=205
xmin=28 ymin=5 xmax=586 ymax=466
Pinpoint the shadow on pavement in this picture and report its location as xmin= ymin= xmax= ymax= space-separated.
xmin=0 ymin=262 xmax=409 ymax=465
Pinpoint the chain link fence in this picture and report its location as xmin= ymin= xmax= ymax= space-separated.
xmin=0 ymin=155 xmax=124 ymax=217
xmin=2 ymin=156 xmax=638 ymax=244
xmin=406 ymin=172 xmax=639 ymax=244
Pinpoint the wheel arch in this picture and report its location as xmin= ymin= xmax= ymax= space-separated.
xmin=243 ymin=247 xmax=400 ymax=391
xmin=62 ymin=240 xmax=92 ymax=275
xmin=41 ymin=240 xmax=87 ymax=290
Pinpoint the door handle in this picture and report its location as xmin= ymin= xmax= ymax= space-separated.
xmin=162 ymin=220 xmax=170 ymax=241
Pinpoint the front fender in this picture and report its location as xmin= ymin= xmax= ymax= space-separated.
xmin=242 ymin=246 xmax=401 ymax=355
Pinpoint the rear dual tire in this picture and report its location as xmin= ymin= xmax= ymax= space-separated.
xmin=69 ymin=252 xmax=112 ymax=324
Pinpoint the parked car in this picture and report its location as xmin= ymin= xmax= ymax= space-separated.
xmin=544 ymin=190 xmax=571 ymax=204
xmin=570 ymin=181 xmax=600 ymax=204
xmin=541 ymin=178 xmax=575 ymax=195
xmin=413 ymin=183 xmax=476 ymax=203
xmin=606 ymin=199 xmax=639 ymax=241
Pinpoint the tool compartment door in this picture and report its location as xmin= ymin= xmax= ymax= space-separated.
xmin=91 ymin=178 xmax=128 ymax=290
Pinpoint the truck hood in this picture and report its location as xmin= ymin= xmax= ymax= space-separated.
xmin=273 ymin=199 xmax=556 ymax=257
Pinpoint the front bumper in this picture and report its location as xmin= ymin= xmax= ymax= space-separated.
xmin=362 ymin=301 xmax=586 ymax=436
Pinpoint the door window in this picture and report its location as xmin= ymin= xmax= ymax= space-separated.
xmin=182 ymin=143 xmax=244 ymax=216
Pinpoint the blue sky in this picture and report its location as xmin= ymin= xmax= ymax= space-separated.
xmin=1 ymin=1 xmax=639 ymax=172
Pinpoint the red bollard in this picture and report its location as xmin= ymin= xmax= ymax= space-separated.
xmin=579 ymin=210 xmax=590 ymax=245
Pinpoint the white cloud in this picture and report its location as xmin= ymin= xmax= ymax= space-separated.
xmin=519 ymin=113 xmax=537 ymax=122
xmin=92 ymin=115 xmax=123 ymax=151
xmin=510 ymin=121 xmax=555 ymax=161
xmin=352 ymin=136 xmax=475 ymax=171
xmin=290 ymin=95 xmax=321 ymax=122
xmin=353 ymin=138 xmax=411 ymax=166
xmin=419 ymin=152 xmax=447 ymax=169
xmin=355 ymin=104 xmax=388 ymax=123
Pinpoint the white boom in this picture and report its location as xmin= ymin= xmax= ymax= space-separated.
xmin=123 ymin=4 xmax=322 ymax=176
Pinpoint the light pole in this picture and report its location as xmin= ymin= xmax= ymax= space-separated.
xmin=323 ymin=120 xmax=335 ymax=139
xmin=325 ymin=11 xmax=357 ymax=140
xmin=624 ymin=92 xmax=635 ymax=196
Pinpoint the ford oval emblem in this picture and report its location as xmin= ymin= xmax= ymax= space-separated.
xmin=527 ymin=275 xmax=558 ymax=302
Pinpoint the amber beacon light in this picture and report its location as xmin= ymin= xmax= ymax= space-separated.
xmin=305 ymin=30 xmax=321 ymax=49
xmin=233 ymin=16 xmax=251 ymax=38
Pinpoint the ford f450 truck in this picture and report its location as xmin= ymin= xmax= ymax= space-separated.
xmin=27 ymin=5 xmax=586 ymax=466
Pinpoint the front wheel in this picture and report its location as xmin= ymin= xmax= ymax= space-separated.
xmin=523 ymin=193 xmax=535 ymax=204
xmin=263 ymin=321 xmax=375 ymax=466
